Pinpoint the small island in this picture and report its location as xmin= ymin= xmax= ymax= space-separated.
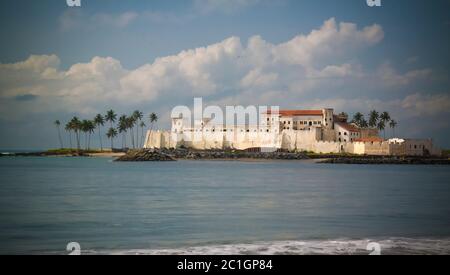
xmin=112 ymin=148 xmax=450 ymax=165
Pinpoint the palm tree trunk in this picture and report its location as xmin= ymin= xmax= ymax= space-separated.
xmin=98 ymin=128 xmax=103 ymax=151
xmin=141 ymin=127 xmax=144 ymax=148
xmin=130 ymin=131 xmax=135 ymax=149
xmin=75 ymin=131 xmax=80 ymax=151
xmin=69 ymin=131 xmax=72 ymax=149
xmin=135 ymin=126 xmax=138 ymax=148
xmin=57 ymin=126 xmax=63 ymax=149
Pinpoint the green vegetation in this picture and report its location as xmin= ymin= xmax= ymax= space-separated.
xmin=54 ymin=110 xmax=159 ymax=152
xmin=443 ymin=150 xmax=450 ymax=158
xmin=351 ymin=110 xmax=397 ymax=139
xmin=46 ymin=148 xmax=105 ymax=155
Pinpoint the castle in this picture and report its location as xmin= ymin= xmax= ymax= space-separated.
xmin=144 ymin=108 xmax=441 ymax=156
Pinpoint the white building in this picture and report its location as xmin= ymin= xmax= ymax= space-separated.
xmin=144 ymin=108 xmax=441 ymax=156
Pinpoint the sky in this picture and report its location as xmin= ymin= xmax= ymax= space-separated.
xmin=0 ymin=0 xmax=449 ymax=149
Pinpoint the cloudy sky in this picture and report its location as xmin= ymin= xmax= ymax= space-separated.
xmin=0 ymin=0 xmax=449 ymax=149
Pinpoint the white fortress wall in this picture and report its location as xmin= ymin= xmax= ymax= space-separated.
xmin=144 ymin=130 xmax=440 ymax=156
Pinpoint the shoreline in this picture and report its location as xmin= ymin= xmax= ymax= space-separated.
xmin=58 ymin=237 xmax=450 ymax=255
xmin=2 ymin=148 xmax=449 ymax=165
xmin=114 ymin=148 xmax=450 ymax=165
xmin=0 ymin=150 xmax=125 ymax=158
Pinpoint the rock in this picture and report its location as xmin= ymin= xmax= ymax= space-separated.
xmin=318 ymin=156 xmax=450 ymax=165
xmin=114 ymin=149 xmax=176 ymax=162
xmin=114 ymin=148 xmax=312 ymax=161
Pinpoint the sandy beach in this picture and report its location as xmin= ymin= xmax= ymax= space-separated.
xmin=88 ymin=152 xmax=126 ymax=158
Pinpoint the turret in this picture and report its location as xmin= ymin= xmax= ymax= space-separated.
xmin=322 ymin=108 xmax=334 ymax=129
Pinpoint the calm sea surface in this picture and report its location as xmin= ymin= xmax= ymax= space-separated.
xmin=0 ymin=157 xmax=449 ymax=254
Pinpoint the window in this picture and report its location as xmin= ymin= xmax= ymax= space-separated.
xmin=339 ymin=132 xmax=341 ymax=136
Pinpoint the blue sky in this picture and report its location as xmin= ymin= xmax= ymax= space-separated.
xmin=0 ymin=0 xmax=449 ymax=149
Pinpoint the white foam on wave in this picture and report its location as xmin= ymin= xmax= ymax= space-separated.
xmin=84 ymin=237 xmax=450 ymax=255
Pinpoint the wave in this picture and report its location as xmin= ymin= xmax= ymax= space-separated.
xmin=83 ymin=237 xmax=450 ymax=255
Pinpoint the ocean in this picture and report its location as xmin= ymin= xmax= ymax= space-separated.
xmin=0 ymin=156 xmax=449 ymax=255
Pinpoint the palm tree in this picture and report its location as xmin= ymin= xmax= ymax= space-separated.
xmin=360 ymin=118 xmax=368 ymax=129
xmin=117 ymin=115 xmax=128 ymax=149
xmin=94 ymin=114 xmax=105 ymax=151
xmin=65 ymin=122 xmax=73 ymax=149
xmin=126 ymin=116 xmax=136 ymax=149
xmin=86 ymin=120 xmax=95 ymax=150
xmin=133 ymin=110 xmax=143 ymax=146
xmin=149 ymin=113 xmax=158 ymax=131
xmin=106 ymin=127 xmax=118 ymax=150
xmin=54 ymin=120 xmax=63 ymax=149
xmin=70 ymin=117 xmax=82 ymax=151
xmin=352 ymin=112 xmax=364 ymax=127
xmin=369 ymin=110 xmax=379 ymax=128
xmin=118 ymin=115 xmax=128 ymax=149
xmin=139 ymin=121 xmax=146 ymax=147
xmin=380 ymin=111 xmax=391 ymax=138
xmin=380 ymin=112 xmax=391 ymax=123
xmin=389 ymin=120 xmax=398 ymax=138
xmin=105 ymin=110 xmax=117 ymax=129
xmin=81 ymin=120 xmax=90 ymax=150
xmin=377 ymin=120 xmax=386 ymax=139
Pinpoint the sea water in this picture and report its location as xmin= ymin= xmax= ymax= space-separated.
xmin=0 ymin=157 xmax=449 ymax=254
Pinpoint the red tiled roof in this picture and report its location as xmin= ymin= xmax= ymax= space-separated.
xmin=265 ymin=110 xmax=323 ymax=116
xmin=354 ymin=137 xmax=384 ymax=142
xmin=336 ymin=122 xmax=360 ymax=132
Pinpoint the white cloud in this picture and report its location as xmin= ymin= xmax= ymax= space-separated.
xmin=377 ymin=62 xmax=432 ymax=87
xmin=1 ymin=17 xmax=445 ymax=130
xmin=401 ymin=93 xmax=450 ymax=117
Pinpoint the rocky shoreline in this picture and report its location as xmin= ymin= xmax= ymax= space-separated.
xmin=113 ymin=148 xmax=450 ymax=165
xmin=318 ymin=156 xmax=450 ymax=165
xmin=114 ymin=148 xmax=310 ymax=162
xmin=3 ymin=148 xmax=449 ymax=165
